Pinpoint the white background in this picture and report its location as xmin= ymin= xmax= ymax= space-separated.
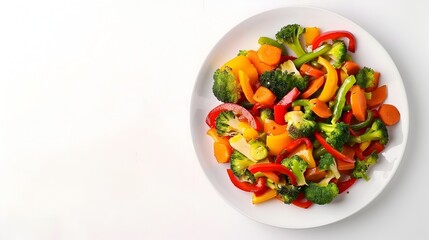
xmin=0 ymin=0 xmax=427 ymax=239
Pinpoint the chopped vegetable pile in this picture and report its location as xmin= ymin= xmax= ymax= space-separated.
xmin=205 ymin=24 xmax=401 ymax=208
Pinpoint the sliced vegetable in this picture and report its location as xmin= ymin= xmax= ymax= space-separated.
xmin=309 ymin=98 xmax=332 ymax=118
xmin=317 ymin=56 xmax=338 ymax=102
xmin=300 ymin=76 xmax=325 ymax=99
xmin=206 ymin=103 xmax=262 ymax=131
xmin=257 ymin=44 xmax=282 ymax=66
xmin=331 ymin=75 xmax=356 ymax=124
xmin=247 ymin=50 xmax=276 ymax=75
xmin=378 ymin=104 xmax=400 ymax=126
xmin=367 ymin=85 xmax=387 ymax=108
xmin=312 ymin=30 xmax=356 ymax=52
xmin=248 ymin=163 xmax=297 ymax=185
xmin=350 ymin=85 xmax=367 ymax=122
xmin=314 ymin=132 xmax=355 ymax=163
xmin=258 ymin=36 xmax=287 ymax=55
xmin=227 ymin=169 xmax=266 ymax=192
xmin=300 ymin=63 xmax=325 ymax=78
xmin=253 ymin=86 xmax=276 ymax=106
xmin=303 ymin=27 xmax=320 ymax=46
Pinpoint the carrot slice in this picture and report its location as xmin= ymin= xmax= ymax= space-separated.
xmin=300 ymin=63 xmax=325 ymax=78
xmin=304 ymin=167 xmax=327 ymax=182
xmin=247 ymin=50 xmax=276 ymax=75
xmin=238 ymin=70 xmax=256 ymax=104
xmin=366 ymin=85 xmax=387 ymax=108
xmin=257 ymin=44 xmax=282 ymax=66
xmin=253 ymin=86 xmax=276 ymax=105
xmin=300 ymin=76 xmax=325 ymax=99
xmin=350 ymin=85 xmax=367 ymax=122
xmin=309 ymin=98 xmax=332 ymax=118
xmin=342 ymin=60 xmax=360 ymax=75
xmin=378 ymin=104 xmax=400 ymax=126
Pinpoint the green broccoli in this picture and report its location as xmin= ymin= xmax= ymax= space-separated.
xmin=304 ymin=182 xmax=339 ymax=205
xmin=348 ymin=119 xmax=389 ymax=146
xmin=281 ymin=155 xmax=308 ymax=186
xmin=260 ymin=108 xmax=274 ymax=122
xmin=356 ymin=67 xmax=378 ymax=90
xmin=215 ymin=110 xmax=241 ymax=136
xmin=259 ymin=61 xmax=309 ymax=100
xmin=317 ymin=122 xmax=350 ymax=150
xmin=352 ymin=151 xmax=379 ymax=181
xmin=325 ymin=40 xmax=347 ymax=68
xmin=276 ymin=183 xmax=300 ymax=204
xmin=230 ymin=150 xmax=256 ymax=183
xmin=212 ymin=67 xmax=241 ymax=103
xmin=275 ymin=24 xmax=307 ymax=57
xmin=318 ymin=153 xmax=341 ymax=179
xmin=285 ymin=110 xmax=316 ymax=139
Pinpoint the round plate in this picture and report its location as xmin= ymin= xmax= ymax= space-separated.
xmin=190 ymin=6 xmax=409 ymax=229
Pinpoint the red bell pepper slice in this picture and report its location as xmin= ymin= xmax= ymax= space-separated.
xmin=277 ymin=87 xmax=301 ymax=106
xmin=312 ymin=30 xmax=356 ymax=53
xmin=352 ymin=145 xmax=365 ymax=161
xmin=337 ymin=177 xmax=357 ymax=194
xmin=363 ymin=141 xmax=385 ymax=156
xmin=273 ymin=105 xmax=286 ymax=125
xmin=226 ymin=169 xmax=267 ymax=193
xmin=291 ymin=192 xmax=313 ymax=209
xmin=314 ymin=132 xmax=355 ymax=163
xmin=248 ymin=163 xmax=297 ymax=185
xmin=206 ymin=103 xmax=262 ymax=131
xmin=275 ymin=137 xmax=313 ymax=164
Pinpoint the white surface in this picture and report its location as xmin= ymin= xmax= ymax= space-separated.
xmin=0 ymin=0 xmax=426 ymax=239
xmin=191 ymin=6 xmax=409 ymax=229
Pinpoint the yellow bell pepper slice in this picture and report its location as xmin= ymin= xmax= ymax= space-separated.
xmin=317 ymin=56 xmax=338 ymax=102
xmin=252 ymin=189 xmax=277 ymax=204
xmin=238 ymin=70 xmax=256 ymax=104
xmin=222 ymin=55 xmax=259 ymax=87
xmin=266 ymin=131 xmax=294 ymax=156
xmin=287 ymin=143 xmax=316 ymax=168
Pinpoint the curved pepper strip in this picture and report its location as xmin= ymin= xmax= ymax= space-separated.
xmin=274 ymin=137 xmax=313 ymax=164
xmin=350 ymin=110 xmax=373 ymax=131
xmin=337 ymin=177 xmax=357 ymax=194
xmin=317 ymin=56 xmax=339 ymax=102
xmin=248 ymin=163 xmax=297 ymax=186
xmin=314 ymin=132 xmax=355 ymax=163
xmin=331 ymin=75 xmax=356 ymax=124
xmin=226 ymin=169 xmax=267 ymax=193
xmin=291 ymin=192 xmax=313 ymax=208
xmin=206 ymin=103 xmax=262 ymax=131
xmin=312 ymin=30 xmax=356 ymax=53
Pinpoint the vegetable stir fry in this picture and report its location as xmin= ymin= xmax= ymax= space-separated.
xmin=206 ymin=24 xmax=401 ymax=208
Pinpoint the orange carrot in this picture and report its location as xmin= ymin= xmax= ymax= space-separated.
xmin=257 ymin=44 xmax=282 ymax=66
xmin=309 ymin=98 xmax=332 ymax=118
xmin=260 ymin=171 xmax=280 ymax=183
xmin=304 ymin=167 xmax=327 ymax=182
xmin=238 ymin=70 xmax=256 ymax=104
xmin=342 ymin=60 xmax=360 ymax=75
xmin=378 ymin=104 xmax=400 ymax=126
xmin=213 ymin=142 xmax=232 ymax=163
xmin=336 ymin=159 xmax=356 ymax=171
xmin=247 ymin=50 xmax=276 ymax=75
xmin=253 ymin=86 xmax=276 ymax=105
xmin=350 ymin=85 xmax=367 ymax=122
xmin=366 ymin=85 xmax=387 ymax=108
xmin=300 ymin=76 xmax=325 ymax=99
xmin=299 ymin=63 xmax=325 ymax=78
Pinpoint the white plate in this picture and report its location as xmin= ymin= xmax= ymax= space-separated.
xmin=190 ymin=6 xmax=409 ymax=229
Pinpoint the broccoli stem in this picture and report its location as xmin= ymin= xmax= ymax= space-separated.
xmin=293 ymin=44 xmax=332 ymax=67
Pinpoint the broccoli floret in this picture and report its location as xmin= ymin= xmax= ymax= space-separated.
xmin=259 ymin=62 xmax=309 ymax=100
xmin=259 ymin=69 xmax=289 ymax=99
xmin=285 ymin=110 xmax=316 ymax=139
xmin=356 ymin=67 xmax=378 ymax=90
xmin=215 ymin=110 xmax=241 ymax=136
xmin=304 ymin=182 xmax=339 ymax=205
xmin=230 ymin=150 xmax=256 ymax=183
xmin=317 ymin=122 xmax=350 ymax=150
xmin=352 ymin=151 xmax=379 ymax=181
xmin=318 ymin=153 xmax=341 ymax=179
xmin=325 ymin=40 xmax=347 ymax=68
xmin=277 ymin=184 xmax=300 ymax=204
xmin=281 ymin=155 xmax=308 ymax=186
xmin=348 ymin=119 xmax=389 ymax=145
xmin=275 ymin=24 xmax=307 ymax=57
xmin=212 ymin=67 xmax=241 ymax=103
xmin=260 ymin=108 xmax=274 ymax=122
